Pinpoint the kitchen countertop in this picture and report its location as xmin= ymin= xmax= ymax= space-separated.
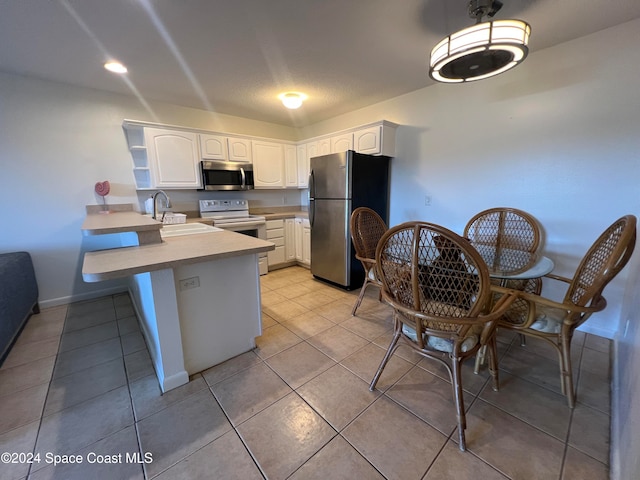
xmin=81 ymin=209 xmax=274 ymax=282
xmin=250 ymin=208 xmax=308 ymax=220
xmin=83 ymin=229 xmax=274 ymax=282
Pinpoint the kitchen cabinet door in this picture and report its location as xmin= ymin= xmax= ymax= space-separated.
xmin=145 ymin=127 xmax=202 ymax=189
xmin=297 ymin=144 xmax=308 ymax=188
xmin=284 ymin=145 xmax=298 ymax=188
xmin=199 ymin=134 xmax=228 ymax=160
xmin=302 ymin=220 xmax=311 ymax=265
xmin=294 ymin=218 xmax=303 ymax=261
xmin=285 ymin=218 xmax=296 ymax=261
xmin=331 ymin=133 xmax=353 ymax=153
xmin=227 ymin=137 xmax=252 ymax=163
xmin=318 ymin=138 xmax=331 ymax=156
xmin=354 ymin=126 xmax=382 ymax=155
xmin=252 ymin=141 xmax=284 ymax=188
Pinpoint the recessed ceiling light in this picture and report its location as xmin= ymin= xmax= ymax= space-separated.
xmin=278 ymin=92 xmax=307 ymax=109
xmin=104 ymin=61 xmax=128 ymax=74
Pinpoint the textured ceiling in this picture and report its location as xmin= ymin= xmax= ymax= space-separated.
xmin=1 ymin=0 xmax=639 ymax=127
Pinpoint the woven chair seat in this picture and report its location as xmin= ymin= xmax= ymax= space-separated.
xmin=401 ymin=324 xmax=479 ymax=353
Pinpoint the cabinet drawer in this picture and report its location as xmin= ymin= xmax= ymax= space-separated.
xmin=267 ymin=228 xmax=284 ymax=239
xmin=268 ymin=245 xmax=286 ymax=265
xmin=266 ymin=219 xmax=284 ymax=229
xmin=269 ymin=237 xmax=285 ymax=247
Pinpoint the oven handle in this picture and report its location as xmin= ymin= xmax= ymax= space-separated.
xmin=240 ymin=167 xmax=246 ymax=189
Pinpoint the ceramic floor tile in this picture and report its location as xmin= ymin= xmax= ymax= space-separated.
xmin=260 ymin=290 xmax=289 ymax=308
xmin=201 ymin=351 xmax=262 ymax=386
xmin=265 ymin=341 xmax=336 ymax=389
xmin=237 ymin=392 xmax=336 ymax=480
xmin=306 ymin=325 xmax=370 ymax=362
xmin=297 ymin=364 xmax=381 ymax=430
xmin=254 ymin=323 xmax=303 ymax=359
xmin=341 ymin=342 xmax=414 ymax=391
xmin=123 ymin=349 xmax=155 ymax=383
xmin=479 ymin=371 xmax=571 ymax=441
xmin=584 ymin=334 xmax=611 ymax=354
xmin=280 ymin=311 xmax=334 ymax=339
xmin=561 ymin=446 xmax=610 ymax=480
xmin=119 ymin=331 xmax=146 ymax=355
xmin=464 ymin=399 xmax=565 ymax=479
xmin=372 ymin=331 xmax=425 ymax=365
xmin=342 ymin=396 xmax=446 ymax=480
xmin=568 ymin=403 xmax=611 ymax=464
xmin=130 ymin=374 xmax=208 ymax=421
xmin=292 ymin=291 xmax=336 ymax=310
xmin=115 ymin=303 xmax=135 ymax=319
xmin=14 ymin=312 xmax=65 ymax=346
xmin=44 ymin=357 xmax=127 ymax=416
xmin=0 ymin=420 xmax=39 ymax=480
xmin=29 ymin=425 xmax=144 ymax=480
xmin=64 ymin=301 xmax=116 ymax=333
xmin=58 ymin=321 xmax=119 ymax=353
xmin=289 ymin=435 xmax=385 ymax=480
xmin=313 ymin=299 xmax=356 ymax=324
xmin=340 ymin=314 xmax=393 ymax=341
xmin=153 ymin=430 xmax=263 ymax=480
xmin=53 ymin=337 xmax=122 ymax=379
xmin=1 ymin=336 xmax=60 ymax=370
xmin=576 ymin=368 xmax=611 ymax=414
xmin=272 ymin=283 xmax=313 ymax=300
xmin=65 ymin=297 xmax=114 ymax=318
xmin=261 ymin=312 xmax=278 ymax=328
xmin=580 ymin=347 xmax=611 ymax=380
xmin=0 ymin=355 xmax=56 ymax=397
xmin=385 ymin=365 xmax=473 ymax=436
xmin=499 ymin=344 xmax=565 ymax=394
xmin=0 ymin=383 xmax=49 ymax=435
xmin=262 ymin=298 xmax=309 ymax=323
xmin=211 ymin=362 xmax=292 ymax=426
xmin=137 ymin=388 xmax=232 ymax=478
xmin=34 ymin=386 xmax=134 ymax=467
xmin=416 ymin=353 xmax=491 ymax=397
xmin=116 ymin=316 xmax=140 ymax=336
xmin=423 ymin=440 xmax=509 ymax=479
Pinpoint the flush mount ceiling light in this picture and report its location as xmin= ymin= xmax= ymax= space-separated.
xmin=104 ymin=61 xmax=128 ymax=74
xmin=278 ymin=92 xmax=307 ymax=109
xmin=429 ymin=0 xmax=530 ymax=83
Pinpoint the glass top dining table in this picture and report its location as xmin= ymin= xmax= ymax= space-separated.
xmin=470 ymin=243 xmax=555 ymax=280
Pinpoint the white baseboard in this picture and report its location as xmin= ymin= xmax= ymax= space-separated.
xmin=38 ymin=286 xmax=129 ymax=309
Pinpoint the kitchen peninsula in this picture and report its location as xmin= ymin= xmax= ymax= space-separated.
xmin=81 ymin=207 xmax=274 ymax=392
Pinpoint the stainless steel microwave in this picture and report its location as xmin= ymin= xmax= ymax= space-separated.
xmin=199 ymin=160 xmax=254 ymax=191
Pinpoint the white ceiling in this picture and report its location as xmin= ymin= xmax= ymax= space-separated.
xmin=2 ymin=0 xmax=640 ymax=127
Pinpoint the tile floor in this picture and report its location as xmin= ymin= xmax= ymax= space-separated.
xmin=0 ymin=266 xmax=611 ymax=480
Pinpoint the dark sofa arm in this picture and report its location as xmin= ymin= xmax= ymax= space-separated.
xmin=0 ymin=252 xmax=39 ymax=362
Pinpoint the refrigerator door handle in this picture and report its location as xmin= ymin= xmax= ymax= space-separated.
xmin=309 ymin=199 xmax=315 ymax=227
xmin=308 ymin=170 xmax=315 ymax=200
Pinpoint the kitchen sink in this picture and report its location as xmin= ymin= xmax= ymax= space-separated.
xmin=160 ymin=222 xmax=223 ymax=238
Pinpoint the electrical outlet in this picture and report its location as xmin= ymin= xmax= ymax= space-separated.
xmin=424 ymin=195 xmax=432 ymax=206
xmin=179 ymin=276 xmax=200 ymax=291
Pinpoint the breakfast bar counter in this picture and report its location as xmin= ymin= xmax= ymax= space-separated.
xmin=81 ymin=209 xmax=275 ymax=394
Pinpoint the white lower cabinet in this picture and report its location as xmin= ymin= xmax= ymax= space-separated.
xmin=285 ymin=218 xmax=296 ymax=261
xmin=266 ymin=219 xmax=285 ymax=266
xmin=295 ymin=217 xmax=311 ymax=266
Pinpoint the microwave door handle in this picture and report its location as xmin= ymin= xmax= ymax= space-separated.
xmin=240 ymin=167 xmax=246 ymax=189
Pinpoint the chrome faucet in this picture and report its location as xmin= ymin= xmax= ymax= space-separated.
xmin=152 ymin=190 xmax=172 ymax=220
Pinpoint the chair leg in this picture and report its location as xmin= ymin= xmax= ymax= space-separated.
xmin=352 ymin=279 xmax=370 ymax=315
xmin=473 ymin=345 xmax=486 ymax=374
xmin=369 ymin=328 xmax=401 ymax=392
xmin=561 ymin=334 xmax=576 ymax=408
xmin=487 ymin=335 xmax=500 ymax=392
xmin=451 ymin=356 xmax=467 ymax=451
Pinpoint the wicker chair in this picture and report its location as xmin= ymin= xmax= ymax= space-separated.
xmin=349 ymin=207 xmax=387 ymax=315
xmin=464 ymin=207 xmax=542 ymax=274
xmin=497 ymin=215 xmax=636 ymax=407
xmin=369 ymin=222 xmax=516 ymax=451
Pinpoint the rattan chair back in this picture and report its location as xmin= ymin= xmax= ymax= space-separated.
xmin=349 ymin=207 xmax=387 ymax=315
xmin=371 ymin=221 xmax=516 ymax=451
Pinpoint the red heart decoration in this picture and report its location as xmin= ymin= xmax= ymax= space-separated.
xmin=95 ymin=181 xmax=110 ymax=197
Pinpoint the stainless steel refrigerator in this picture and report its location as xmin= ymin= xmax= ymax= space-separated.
xmin=309 ymin=150 xmax=390 ymax=289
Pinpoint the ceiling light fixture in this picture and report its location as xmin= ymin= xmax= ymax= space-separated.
xmin=278 ymin=92 xmax=307 ymax=109
xmin=429 ymin=0 xmax=530 ymax=83
xmin=104 ymin=61 xmax=128 ymax=74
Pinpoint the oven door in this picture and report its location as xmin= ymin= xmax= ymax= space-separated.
xmin=215 ymin=221 xmax=268 ymax=275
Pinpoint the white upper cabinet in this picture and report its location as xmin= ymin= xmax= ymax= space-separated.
xmin=199 ymin=134 xmax=228 ymax=160
xmin=296 ymin=144 xmax=308 ymax=188
xmin=331 ymin=133 xmax=353 ymax=153
xmin=144 ymin=127 xmax=202 ymax=189
xmin=252 ymin=140 xmax=284 ymax=188
xmin=227 ymin=137 xmax=252 ymax=163
xmin=318 ymin=138 xmax=331 ymax=156
xmin=354 ymin=126 xmax=382 ymax=155
xmin=284 ymin=144 xmax=298 ymax=188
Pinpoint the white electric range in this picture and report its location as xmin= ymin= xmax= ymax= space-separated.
xmin=199 ymin=199 xmax=268 ymax=275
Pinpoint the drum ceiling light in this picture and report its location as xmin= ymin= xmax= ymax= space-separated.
xmin=429 ymin=0 xmax=530 ymax=83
